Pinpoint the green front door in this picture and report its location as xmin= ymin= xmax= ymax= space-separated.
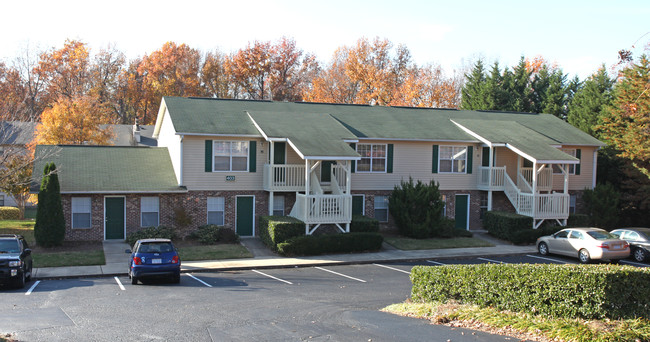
xmin=273 ymin=142 xmax=286 ymax=165
xmin=105 ymin=197 xmax=125 ymax=239
xmin=352 ymin=195 xmax=364 ymax=215
xmin=454 ymin=194 xmax=469 ymax=230
xmin=236 ymin=196 xmax=254 ymax=237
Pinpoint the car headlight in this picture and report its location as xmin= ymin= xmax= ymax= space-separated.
xmin=9 ymin=260 xmax=22 ymax=267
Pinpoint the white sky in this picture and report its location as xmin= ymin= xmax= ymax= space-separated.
xmin=2 ymin=0 xmax=649 ymax=79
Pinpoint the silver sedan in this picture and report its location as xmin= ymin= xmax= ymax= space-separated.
xmin=536 ymin=227 xmax=630 ymax=263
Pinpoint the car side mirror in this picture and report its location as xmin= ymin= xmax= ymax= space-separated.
xmin=24 ymin=248 xmax=32 ymax=255
xmin=125 ymin=249 xmax=132 ymax=254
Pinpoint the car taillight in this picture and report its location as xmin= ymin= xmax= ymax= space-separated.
xmin=172 ymin=255 xmax=179 ymax=264
xmin=133 ymin=257 xmax=142 ymax=265
xmin=596 ymin=244 xmax=610 ymax=249
xmin=622 ymin=242 xmax=629 ymax=248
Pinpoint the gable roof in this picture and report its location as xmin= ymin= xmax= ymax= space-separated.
xmin=32 ymin=145 xmax=185 ymax=194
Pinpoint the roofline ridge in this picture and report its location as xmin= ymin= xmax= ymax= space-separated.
xmin=475 ymin=109 xmax=539 ymax=115
xmin=186 ymin=96 xmax=272 ymax=103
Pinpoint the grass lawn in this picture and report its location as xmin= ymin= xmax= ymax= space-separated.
xmin=383 ymin=235 xmax=494 ymax=250
xmin=0 ymin=220 xmax=35 ymax=244
xmin=33 ymin=249 xmax=105 ymax=268
xmin=383 ymin=301 xmax=650 ymax=342
xmin=177 ymin=243 xmax=253 ymax=261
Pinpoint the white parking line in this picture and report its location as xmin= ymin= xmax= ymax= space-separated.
xmin=373 ymin=263 xmax=411 ymax=275
xmin=187 ymin=273 xmax=212 ymax=287
xmin=478 ymin=257 xmax=507 ymax=264
xmin=426 ymin=260 xmax=446 ymax=266
xmin=114 ymin=276 xmax=125 ymax=291
xmin=315 ymin=267 xmax=366 ymax=282
xmin=25 ymin=280 xmax=40 ymax=295
xmin=526 ymin=254 xmax=571 ymax=264
xmin=252 ymin=270 xmax=293 ymax=285
xmin=620 ymin=260 xmax=649 ymax=267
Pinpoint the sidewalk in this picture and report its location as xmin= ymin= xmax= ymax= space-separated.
xmin=32 ymin=233 xmax=537 ymax=279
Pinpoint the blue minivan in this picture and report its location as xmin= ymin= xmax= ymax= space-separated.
xmin=127 ymin=238 xmax=181 ymax=285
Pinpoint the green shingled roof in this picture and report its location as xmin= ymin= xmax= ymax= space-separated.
xmin=248 ymin=111 xmax=359 ymax=159
xmin=32 ymin=145 xmax=184 ymax=193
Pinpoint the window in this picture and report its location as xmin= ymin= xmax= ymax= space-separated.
xmin=569 ymin=194 xmax=577 ymax=214
xmin=374 ymin=195 xmax=389 ymax=222
xmin=553 ymin=149 xmax=576 ymax=175
xmin=439 ymin=146 xmax=467 ymax=173
xmin=569 ymin=231 xmax=584 ymax=239
xmin=273 ymin=195 xmax=285 ymax=216
xmin=356 ymin=144 xmax=386 ymax=172
xmin=624 ymin=231 xmax=640 ymax=241
xmin=207 ymin=197 xmax=225 ymax=225
xmin=441 ymin=194 xmax=447 ymax=217
xmin=479 ymin=192 xmax=488 ymax=219
xmin=141 ymin=197 xmax=159 ymax=227
xmin=71 ymin=197 xmax=91 ymax=229
xmin=213 ymin=141 xmax=249 ymax=172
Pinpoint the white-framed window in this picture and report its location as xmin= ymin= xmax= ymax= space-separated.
xmin=356 ymin=144 xmax=386 ymax=172
xmin=207 ymin=197 xmax=225 ymax=225
xmin=273 ymin=195 xmax=285 ymax=216
xmin=71 ymin=197 xmax=91 ymax=229
xmin=439 ymin=146 xmax=467 ymax=173
xmin=569 ymin=194 xmax=577 ymax=214
xmin=553 ymin=149 xmax=576 ymax=175
xmin=141 ymin=197 xmax=159 ymax=227
xmin=479 ymin=192 xmax=488 ymax=219
xmin=213 ymin=141 xmax=249 ymax=172
xmin=374 ymin=195 xmax=389 ymax=222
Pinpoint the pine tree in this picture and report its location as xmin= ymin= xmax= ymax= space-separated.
xmin=460 ymin=59 xmax=487 ymax=110
xmin=506 ymin=57 xmax=533 ymax=112
xmin=484 ymin=62 xmax=507 ymax=110
xmin=568 ymin=67 xmax=614 ymax=137
xmin=34 ymin=163 xmax=66 ymax=247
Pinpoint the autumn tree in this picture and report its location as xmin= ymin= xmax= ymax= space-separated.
xmin=0 ymin=153 xmax=32 ymax=218
xmin=201 ymin=50 xmax=234 ymax=99
xmin=35 ymin=96 xmax=114 ymax=145
xmin=567 ymin=67 xmax=614 ymax=137
xmin=269 ymin=37 xmax=319 ymax=101
xmin=599 ymin=55 xmax=650 ymax=178
xmin=36 ymin=39 xmax=91 ymax=103
xmin=226 ymin=40 xmax=273 ymax=100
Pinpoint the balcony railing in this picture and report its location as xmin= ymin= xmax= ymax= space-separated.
xmin=504 ymin=172 xmax=569 ymax=220
xmin=263 ymin=164 xmax=306 ymax=191
xmin=478 ymin=166 xmax=506 ymax=190
xmin=290 ymin=194 xmax=352 ymax=224
xmin=520 ymin=167 xmax=553 ymax=191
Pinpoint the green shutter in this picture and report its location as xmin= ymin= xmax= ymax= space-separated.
xmin=575 ymin=149 xmax=581 ymax=175
xmin=466 ymin=146 xmax=473 ymax=174
xmin=249 ymin=141 xmax=256 ymax=172
xmin=205 ymin=140 xmax=213 ymax=172
xmin=387 ymin=144 xmax=393 ymax=173
xmin=432 ymin=145 xmax=439 ymax=173
xmin=482 ymin=147 xmax=490 ymax=167
xmin=350 ymin=143 xmax=356 ymax=173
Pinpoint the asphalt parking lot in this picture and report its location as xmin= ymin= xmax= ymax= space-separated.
xmin=2 ymin=254 xmax=647 ymax=341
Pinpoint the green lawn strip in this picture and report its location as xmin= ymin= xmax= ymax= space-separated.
xmin=0 ymin=222 xmax=36 ymax=244
xmin=383 ymin=236 xmax=493 ymax=250
xmin=33 ymin=249 xmax=105 ymax=268
xmin=177 ymin=244 xmax=253 ymax=261
xmin=383 ymin=302 xmax=650 ymax=342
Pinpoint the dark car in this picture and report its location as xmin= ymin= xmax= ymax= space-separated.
xmin=126 ymin=238 xmax=181 ymax=285
xmin=0 ymin=234 xmax=33 ymax=288
xmin=611 ymin=228 xmax=650 ymax=262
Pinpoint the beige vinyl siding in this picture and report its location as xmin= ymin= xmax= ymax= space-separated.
xmin=182 ymin=136 xmax=265 ymax=191
xmin=350 ymin=140 xmax=479 ymax=191
xmin=286 ymin=146 xmax=303 ymax=164
xmin=552 ymin=145 xmax=597 ymax=190
xmin=157 ymin=109 xmax=182 ymax=185
xmin=495 ymin=148 xmax=520 ymax=182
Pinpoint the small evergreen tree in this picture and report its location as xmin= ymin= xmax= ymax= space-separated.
xmin=582 ymin=183 xmax=620 ymax=230
xmin=568 ymin=66 xmax=614 ymax=137
xmin=389 ymin=178 xmax=445 ymax=239
xmin=460 ymin=59 xmax=488 ymax=110
xmin=34 ymin=163 xmax=66 ymax=247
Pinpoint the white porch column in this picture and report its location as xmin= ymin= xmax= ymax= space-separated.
xmin=532 ymin=161 xmax=537 ymax=219
xmin=563 ymin=164 xmax=569 ymax=194
xmin=346 ymin=160 xmax=351 ymax=232
xmin=305 ymin=159 xmax=310 ymax=234
xmin=269 ymin=141 xmax=274 ymax=216
xmin=487 ymin=146 xmax=494 ymax=211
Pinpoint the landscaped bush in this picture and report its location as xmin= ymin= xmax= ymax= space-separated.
xmin=126 ymin=226 xmax=177 ymax=247
xmin=389 ymin=178 xmax=446 ymax=239
xmin=436 ymin=218 xmax=472 ymax=238
xmin=216 ymin=227 xmax=239 ymax=243
xmin=350 ymin=215 xmax=380 ymax=233
xmin=483 ymin=211 xmax=533 ymax=240
xmin=583 ymin=183 xmax=620 ymax=229
xmin=277 ymin=232 xmax=383 ymax=256
xmin=0 ymin=207 xmax=20 ymax=220
xmin=567 ymin=213 xmax=590 ymax=227
xmin=410 ymin=264 xmax=650 ymax=320
xmin=509 ymin=225 xmax=562 ymax=245
xmin=187 ymin=224 xmax=238 ymax=244
xmin=259 ymin=215 xmax=304 ymax=251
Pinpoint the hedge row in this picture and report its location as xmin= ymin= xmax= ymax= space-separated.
xmin=258 ymin=216 xmax=305 ymax=251
xmin=187 ymin=224 xmax=239 ymax=244
xmin=350 ymin=215 xmax=380 ymax=233
xmin=483 ymin=211 xmax=532 ymax=240
xmin=0 ymin=207 xmax=20 ymax=220
xmin=277 ymin=232 xmax=383 ymax=256
xmin=411 ymin=264 xmax=650 ymax=319
xmin=126 ymin=226 xmax=177 ymax=247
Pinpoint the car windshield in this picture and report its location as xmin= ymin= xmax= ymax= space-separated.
xmin=586 ymin=231 xmax=616 ymax=240
xmin=137 ymin=242 xmax=174 ymax=253
xmin=0 ymin=240 xmax=20 ymax=253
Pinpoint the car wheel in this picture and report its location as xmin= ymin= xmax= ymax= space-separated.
xmin=538 ymin=242 xmax=549 ymax=256
xmin=131 ymin=274 xmax=138 ymax=285
xmin=578 ymin=249 xmax=591 ymax=264
xmin=26 ymin=262 xmax=32 ymax=281
xmin=14 ymin=270 xmax=26 ymax=289
xmin=633 ymin=248 xmax=647 ymax=262
xmin=172 ymin=273 xmax=181 ymax=284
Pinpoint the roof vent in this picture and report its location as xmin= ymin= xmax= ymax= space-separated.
xmin=133 ymin=118 xmax=141 ymax=143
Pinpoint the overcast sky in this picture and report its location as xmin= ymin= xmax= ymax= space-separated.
xmin=2 ymin=0 xmax=648 ymax=79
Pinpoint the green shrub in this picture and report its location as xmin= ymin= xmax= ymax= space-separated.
xmin=216 ymin=227 xmax=239 ymax=243
xmin=350 ymin=215 xmax=380 ymax=233
xmin=188 ymin=224 xmax=221 ymax=244
xmin=410 ymin=264 xmax=650 ymax=320
xmin=567 ymin=213 xmax=590 ymax=227
xmin=0 ymin=207 xmax=20 ymax=220
xmin=509 ymin=225 xmax=562 ymax=245
xmin=483 ymin=211 xmax=533 ymax=240
xmin=126 ymin=226 xmax=177 ymax=247
xmin=259 ymin=216 xmax=304 ymax=251
xmin=389 ymin=178 xmax=446 ymax=239
xmin=436 ymin=218 xmax=471 ymax=238
xmin=277 ymin=232 xmax=383 ymax=256
xmin=583 ymin=183 xmax=620 ymax=229
xmin=34 ymin=163 xmax=65 ymax=247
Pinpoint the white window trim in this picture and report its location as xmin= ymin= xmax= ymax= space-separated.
xmin=272 ymin=195 xmax=285 ymax=216
xmin=355 ymin=143 xmax=387 ymax=173
xmin=71 ymin=197 xmax=92 ymax=229
xmin=140 ymin=197 xmax=160 ymax=227
xmin=438 ymin=145 xmax=467 ymax=174
xmin=213 ymin=140 xmax=249 ymax=172
xmin=207 ymin=197 xmax=225 ymax=226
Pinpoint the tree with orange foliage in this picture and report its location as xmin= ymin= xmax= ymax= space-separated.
xmin=225 ymin=41 xmax=272 ymax=100
xmin=201 ymin=50 xmax=233 ymax=99
xmin=36 ymin=40 xmax=91 ymax=103
xmin=269 ymin=37 xmax=319 ymax=101
xmin=35 ymin=96 xmax=114 ymax=145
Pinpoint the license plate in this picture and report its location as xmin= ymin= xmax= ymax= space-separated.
xmin=611 ymin=245 xmax=621 ymax=250
xmin=152 ymin=259 xmax=162 ymax=264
